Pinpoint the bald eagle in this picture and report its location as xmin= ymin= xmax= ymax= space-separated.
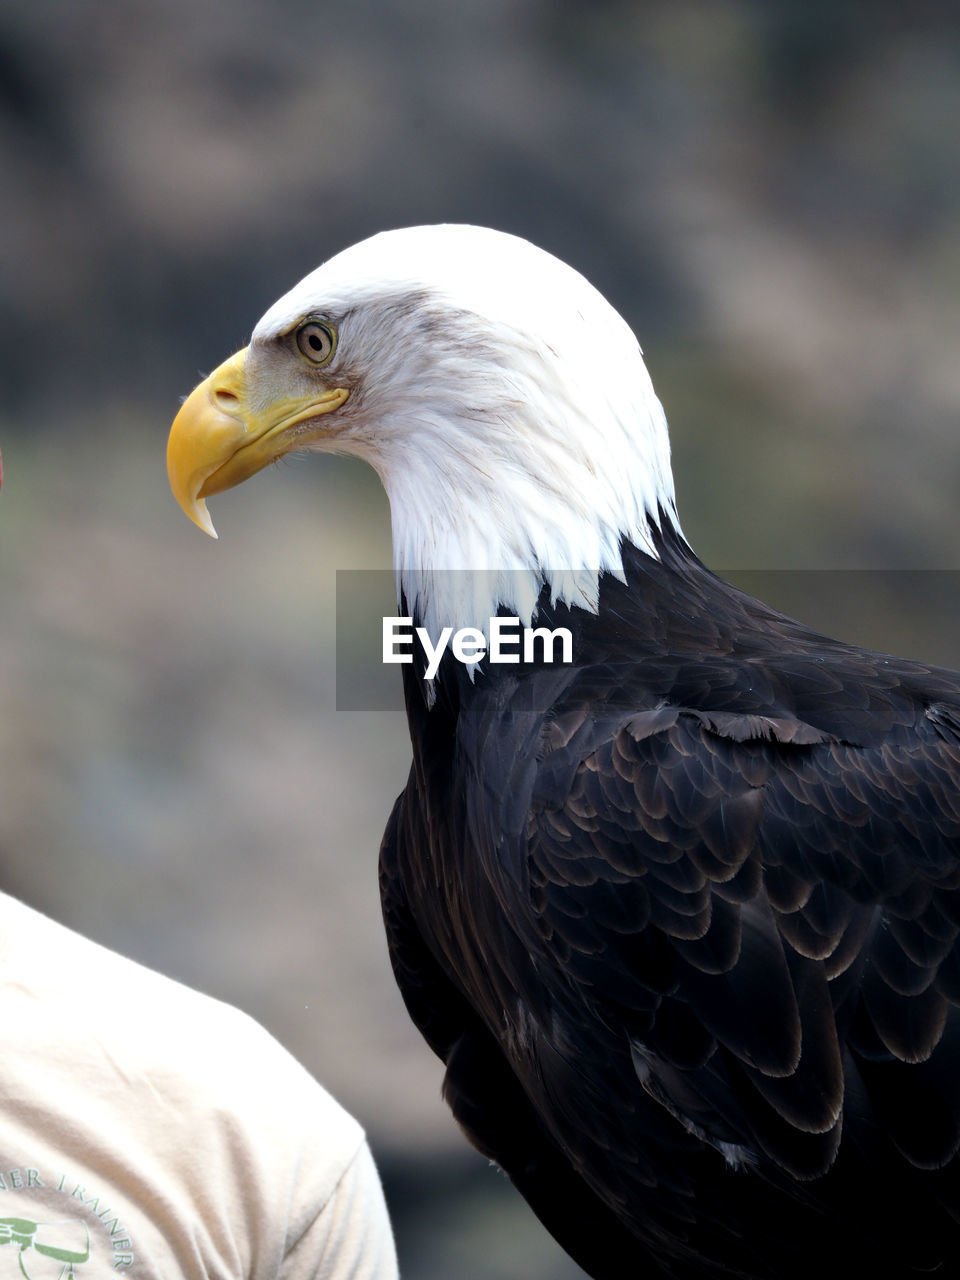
xmin=168 ymin=226 xmax=960 ymax=1279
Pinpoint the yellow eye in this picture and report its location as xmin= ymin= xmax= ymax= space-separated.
xmin=295 ymin=321 xmax=336 ymax=365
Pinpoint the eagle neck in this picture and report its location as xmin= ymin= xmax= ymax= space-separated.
xmin=381 ymin=425 xmax=686 ymax=645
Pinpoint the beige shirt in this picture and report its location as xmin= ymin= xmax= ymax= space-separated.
xmin=0 ymin=893 xmax=398 ymax=1279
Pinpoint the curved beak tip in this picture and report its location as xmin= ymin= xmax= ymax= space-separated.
xmin=190 ymin=498 xmax=219 ymax=540
xmin=166 ymin=431 xmax=221 ymax=539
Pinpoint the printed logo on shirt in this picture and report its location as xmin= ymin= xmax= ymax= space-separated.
xmin=0 ymin=1169 xmax=135 ymax=1274
xmin=0 ymin=1215 xmax=89 ymax=1280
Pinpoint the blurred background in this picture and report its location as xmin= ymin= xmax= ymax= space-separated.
xmin=2 ymin=1 xmax=960 ymax=1275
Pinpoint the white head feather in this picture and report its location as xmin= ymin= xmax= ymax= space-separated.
xmin=252 ymin=224 xmax=684 ymax=639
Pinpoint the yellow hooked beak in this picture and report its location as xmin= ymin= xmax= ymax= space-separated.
xmin=166 ymin=347 xmax=350 ymax=537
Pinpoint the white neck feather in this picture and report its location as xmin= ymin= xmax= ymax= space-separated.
xmin=372 ymin=328 xmax=682 ymax=640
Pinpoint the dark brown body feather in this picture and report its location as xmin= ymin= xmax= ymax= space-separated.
xmin=380 ymin=527 xmax=960 ymax=1278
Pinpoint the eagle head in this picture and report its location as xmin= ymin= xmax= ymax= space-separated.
xmin=167 ymin=225 xmax=683 ymax=635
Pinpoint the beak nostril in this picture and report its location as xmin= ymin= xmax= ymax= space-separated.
xmin=215 ymin=389 xmax=239 ymax=405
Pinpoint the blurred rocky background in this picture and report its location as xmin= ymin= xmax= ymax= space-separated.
xmin=1 ymin=2 xmax=960 ymax=1275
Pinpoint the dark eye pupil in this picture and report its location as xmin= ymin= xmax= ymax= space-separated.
xmin=309 ymin=334 xmax=324 ymax=351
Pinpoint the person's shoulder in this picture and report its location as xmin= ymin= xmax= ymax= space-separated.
xmin=0 ymin=892 xmax=364 ymax=1156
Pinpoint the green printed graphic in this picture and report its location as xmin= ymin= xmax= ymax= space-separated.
xmin=0 ymin=1216 xmax=90 ymax=1279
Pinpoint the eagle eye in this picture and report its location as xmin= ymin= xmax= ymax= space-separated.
xmin=295 ymin=321 xmax=336 ymax=365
